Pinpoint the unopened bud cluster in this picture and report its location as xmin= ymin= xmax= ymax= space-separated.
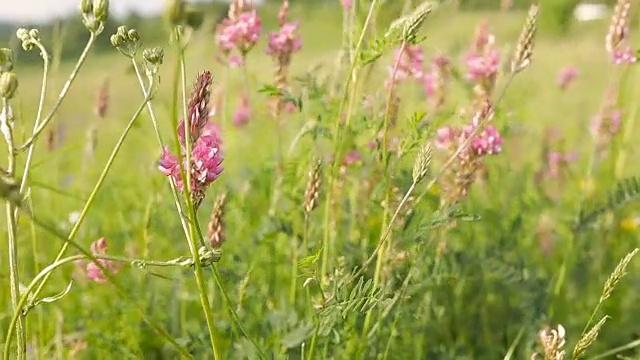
xmin=16 ymin=28 xmax=40 ymax=51
xmin=0 ymin=48 xmax=17 ymax=99
xmin=110 ymin=26 xmax=141 ymax=56
xmin=80 ymin=0 xmax=109 ymax=33
xmin=143 ymin=47 xmax=164 ymax=66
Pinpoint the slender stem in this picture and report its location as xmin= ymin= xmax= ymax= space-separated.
xmin=211 ymin=265 xmax=266 ymax=359
xmin=17 ymin=42 xmax=50 ymax=196
xmin=26 ymin=82 xmax=154 ymax=319
xmin=178 ymin=50 xmax=221 ymax=358
xmin=3 ymin=98 xmax=26 ymax=359
xmin=614 ymin=67 xmax=640 ymax=179
xmin=306 ymin=320 xmax=320 ymax=360
xmin=358 ymin=41 xmax=407 ymax=352
xmin=18 ymin=33 xmax=97 ymax=151
xmin=320 ymin=0 xmax=380 ymax=282
xmin=290 ymin=234 xmax=299 ymax=304
xmin=3 ymin=219 xmax=194 ymax=360
xmin=130 ymin=59 xmax=191 ymax=237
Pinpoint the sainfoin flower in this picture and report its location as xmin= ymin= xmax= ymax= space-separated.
xmin=158 ymin=71 xmax=224 ymax=208
xmin=590 ymin=109 xmax=622 ymax=149
xmin=233 ymin=94 xmax=251 ymax=127
xmin=341 ymin=0 xmax=352 ymax=10
xmin=215 ymin=8 xmax=262 ymax=55
xmin=464 ymin=21 xmax=501 ymax=101
xmin=78 ymin=237 xmax=120 ymax=283
xmin=266 ymin=22 xmax=302 ymax=60
xmin=557 ymin=66 xmax=579 ymax=89
xmin=435 ymin=102 xmax=502 ymax=203
xmin=612 ymin=46 xmax=637 ymax=65
xmin=387 ymin=44 xmax=425 ymax=86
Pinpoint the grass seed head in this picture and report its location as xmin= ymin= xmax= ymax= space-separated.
xmin=606 ymin=0 xmax=632 ymax=53
xmin=572 ymin=316 xmax=608 ymax=359
xmin=304 ymin=158 xmax=322 ymax=216
xmin=207 ymin=193 xmax=228 ymax=248
xmin=511 ymin=4 xmax=539 ymax=74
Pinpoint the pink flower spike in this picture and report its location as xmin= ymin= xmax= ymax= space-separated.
xmin=229 ymin=55 xmax=243 ymax=68
xmin=158 ymin=146 xmax=179 ymax=176
xmin=557 ymin=66 xmax=580 ymax=89
xmin=612 ymin=46 xmax=637 ymax=65
xmin=343 ymin=150 xmax=362 ymax=166
xmin=341 ymin=0 xmax=353 ymax=10
xmin=85 ymin=237 xmax=120 ymax=283
xmin=233 ymin=95 xmax=251 ymax=127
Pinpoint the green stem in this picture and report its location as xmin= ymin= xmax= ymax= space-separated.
xmin=290 ymin=234 xmax=300 ymax=304
xmin=130 ymin=59 xmax=191 ymax=238
xmin=306 ymin=320 xmax=320 ymax=360
xmin=17 ymin=42 xmax=50 ymax=196
xmin=614 ymin=67 xmax=640 ymax=179
xmin=358 ymin=41 xmax=407 ymax=353
xmin=25 ymin=83 xmax=154 ymax=326
xmin=177 ymin=50 xmax=222 ymax=359
xmin=18 ymin=33 xmax=97 ymax=151
xmin=320 ymin=0 xmax=380 ymax=282
xmin=4 ymin=98 xmax=25 ymax=358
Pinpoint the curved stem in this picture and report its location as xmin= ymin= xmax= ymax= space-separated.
xmin=18 ymin=33 xmax=97 ymax=151
xmin=26 ymin=82 xmax=154 ymax=322
xmin=17 ymin=42 xmax=50 ymax=196
xmin=3 ymin=217 xmax=194 ymax=359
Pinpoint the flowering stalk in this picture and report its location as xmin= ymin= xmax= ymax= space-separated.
xmin=177 ymin=58 xmax=222 ymax=358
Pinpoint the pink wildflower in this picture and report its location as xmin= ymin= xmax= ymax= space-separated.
xmin=158 ymin=71 xmax=224 ymax=208
xmin=343 ymin=150 xmax=362 ymax=166
xmin=341 ymin=0 xmax=352 ymax=10
xmin=228 ymin=55 xmax=243 ymax=68
xmin=557 ymin=66 xmax=580 ymax=89
xmin=215 ymin=9 xmax=262 ymax=56
xmin=464 ymin=22 xmax=500 ymax=102
xmin=387 ymin=44 xmax=425 ymax=86
xmin=612 ymin=46 xmax=637 ymax=65
xmin=464 ymin=49 xmax=500 ymax=81
xmin=84 ymin=237 xmax=120 ymax=283
xmin=434 ymin=103 xmax=501 ymax=203
xmin=590 ymin=110 xmax=622 ymax=138
xmin=546 ymin=151 xmax=578 ymax=178
xmin=267 ymin=22 xmax=302 ymax=58
xmin=233 ymin=95 xmax=251 ymax=127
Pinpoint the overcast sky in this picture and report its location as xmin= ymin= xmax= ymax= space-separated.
xmin=0 ymin=0 xmax=242 ymax=23
xmin=0 ymin=0 xmax=164 ymax=23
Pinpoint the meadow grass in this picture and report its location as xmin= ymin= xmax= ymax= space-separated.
xmin=1 ymin=1 xmax=640 ymax=359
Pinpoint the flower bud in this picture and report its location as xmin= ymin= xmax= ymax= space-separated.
xmin=28 ymin=29 xmax=40 ymax=40
xmin=127 ymin=29 xmax=140 ymax=43
xmin=164 ymin=0 xmax=185 ymax=27
xmin=92 ymin=0 xmax=109 ymax=23
xmin=110 ymin=34 xmax=123 ymax=47
xmin=16 ymin=28 xmax=29 ymax=42
xmin=80 ymin=0 xmax=93 ymax=14
xmin=116 ymin=25 xmax=129 ymax=39
xmin=0 ymin=49 xmax=14 ymax=72
xmin=143 ymin=47 xmax=164 ymax=65
xmin=0 ymin=72 xmax=19 ymax=99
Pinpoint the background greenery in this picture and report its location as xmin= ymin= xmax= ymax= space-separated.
xmin=1 ymin=0 xmax=640 ymax=359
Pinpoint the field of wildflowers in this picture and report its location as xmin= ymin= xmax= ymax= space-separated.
xmin=1 ymin=0 xmax=640 ymax=359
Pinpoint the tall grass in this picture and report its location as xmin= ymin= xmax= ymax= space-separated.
xmin=1 ymin=0 xmax=640 ymax=359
